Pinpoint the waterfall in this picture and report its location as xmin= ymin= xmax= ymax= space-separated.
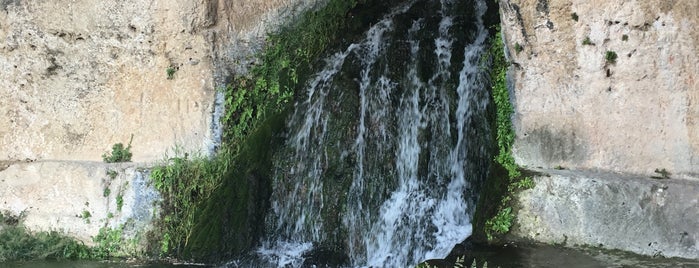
xmin=253 ymin=0 xmax=492 ymax=266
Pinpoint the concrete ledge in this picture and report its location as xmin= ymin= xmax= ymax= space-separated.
xmin=512 ymin=169 xmax=699 ymax=259
xmin=0 ymin=161 xmax=159 ymax=245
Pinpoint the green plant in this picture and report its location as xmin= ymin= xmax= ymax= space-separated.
xmin=149 ymin=151 xmax=225 ymax=257
xmin=107 ymin=170 xmax=118 ymax=180
xmin=514 ymin=42 xmax=523 ymax=54
xmin=107 ymin=212 xmax=114 ymax=219
xmin=652 ymin=168 xmax=670 ymax=179
xmin=480 ymin=27 xmax=534 ymax=242
xmin=116 ymin=195 xmax=123 ymax=212
xmin=81 ymin=210 xmax=91 ymax=219
xmin=485 ymin=207 xmax=515 ymax=240
xmin=622 ymin=34 xmax=629 ymax=41
xmin=605 ymin=50 xmax=618 ymax=64
xmin=166 ymin=66 xmax=176 ymax=80
xmin=102 ymin=135 xmax=133 ymax=163
xmin=582 ymin=36 xmax=594 ymax=46
xmin=571 ymin=12 xmax=579 ymax=21
xmin=103 ymin=187 xmax=111 ymax=197
xmin=511 ymin=176 xmax=534 ymax=190
xmin=0 ymin=226 xmax=91 ymax=261
xmin=490 ymin=30 xmax=520 ymax=180
xmin=92 ymin=226 xmax=124 ymax=258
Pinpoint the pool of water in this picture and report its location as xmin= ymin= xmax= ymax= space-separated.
xmin=3 ymin=243 xmax=698 ymax=268
xmin=443 ymin=242 xmax=699 ymax=268
xmin=0 ymin=261 xmax=205 ymax=268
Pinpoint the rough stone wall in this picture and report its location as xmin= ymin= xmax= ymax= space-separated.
xmin=0 ymin=161 xmax=158 ymax=246
xmin=0 ymin=0 xmax=323 ymax=246
xmin=513 ymin=169 xmax=699 ymax=259
xmin=500 ymin=0 xmax=699 ymax=177
xmin=0 ymin=1 xmax=217 ymax=162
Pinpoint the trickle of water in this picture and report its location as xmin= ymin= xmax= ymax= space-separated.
xmin=256 ymin=0 xmax=492 ymax=266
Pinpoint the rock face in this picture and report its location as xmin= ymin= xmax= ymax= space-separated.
xmin=500 ymin=0 xmax=699 ymax=260
xmin=0 ymin=161 xmax=158 ymax=246
xmin=513 ymin=169 xmax=699 ymax=259
xmin=500 ymin=0 xmax=699 ymax=177
xmin=0 ymin=0 xmax=322 ymax=246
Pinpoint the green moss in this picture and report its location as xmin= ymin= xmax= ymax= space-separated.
xmin=183 ymin=111 xmax=286 ymax=261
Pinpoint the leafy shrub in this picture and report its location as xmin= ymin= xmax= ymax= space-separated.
xmin=92 ymin=227 xmax=124 ymax=259
xmin=102 ymin=135 xmax=133 ymax=163
xmin=485 ymin=207 xmax=515 ymax=240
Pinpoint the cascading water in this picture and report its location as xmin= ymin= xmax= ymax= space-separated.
xmin=253 ymin=0 xmax=492 ymax=266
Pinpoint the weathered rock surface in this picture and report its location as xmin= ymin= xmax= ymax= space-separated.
xmin=513 ymin=169 xmax=699 ymax=260
xmin=500 ymin=0 xmax=699 ymax=261
xmin=0 ymin=0 xmax=323 ymax=246
xmin=0 ymin=161 xmax=158 ymax=246
xmin=500 ymin=0 xmax=699 ymax=177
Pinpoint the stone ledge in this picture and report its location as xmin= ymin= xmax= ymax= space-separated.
xmin=0 ymin=160 xmax=159 ymax=246
xmin=512 ymin=168 xmax=699 ymax=260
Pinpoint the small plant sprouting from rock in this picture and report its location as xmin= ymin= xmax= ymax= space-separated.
xmin=103 ymin=187 xmax=111 ymax=197
xmin=571 ymin=12 xmax=579 ymax=22
xmin=116 ymin=195 xmax=124 ymax=212
xmin=605 ymin=50 xmax=618 ymax=64
xmin=582 ymin=36 xmax=594 ymax=46
xmin=166 ymin=66 xmax=176 ymax=80
xmin=511 ymin=176 xmax=535 ymax=190
xmin=107 ymin=170 xmax=118 ymax=180
xmin=102 ymin=135 xmax=133 ymax=163
xmin=485 ymin=207 xmax=515 ymax=241
xmin=81 ymin=210 xmax=91 ymax=224
xmin=622 ymin=34 xmax=629 ymax=41
xmin=514 ymin=42 xmax=523 ymax=54
xmin=652 ymin=168 xmax=671 ymax=179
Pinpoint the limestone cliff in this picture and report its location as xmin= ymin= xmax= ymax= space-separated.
xmin=500 ymin=0 xmax=699 ymax=177
xmin=500 ymin=0 xmax=699 ymax=259
xmin=0 ymin=0 xmax=322 ymax=247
